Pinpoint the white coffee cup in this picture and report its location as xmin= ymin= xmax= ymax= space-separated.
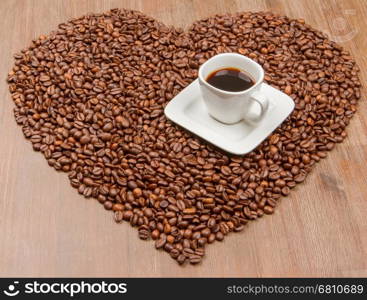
xmin=198 ymin=53 xmax=269 ymax=124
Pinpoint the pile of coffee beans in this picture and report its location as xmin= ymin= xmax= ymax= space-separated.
xmin=7 ymin=9 xmax=361 ymax=265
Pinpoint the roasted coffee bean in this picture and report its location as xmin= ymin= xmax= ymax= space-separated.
xmin=155 ymin=236 xmax=166 ymax=249
xmin=170 ymin=248 xmax=180 ymax=259
xmin=183 ymin=247 xmax=195 ymax=257
xmin=112 ymin=203 xmax=124 ymax=211
xmin=177 ymin=254 xmax=186 ymax=265
xmin=115 ymin=116 xmax=130 ymax=128
xmin=151 ymin=229 xmax=160 ymax=240
xmin=7 ymin=9 xmax=361 ymax=266
xmin=164 ymin=242 xmax=174 ymax=252
xmin=166 ymin=235 xmax=175 ymax=244
xmin=177 ymin=200 xmax=186 ymax=211
xmin=195 ymin=248 xmax=205 ymax=256
xmin=216 ymin=232 xmax=224 ymax=241
xmin=138 ymin=226 xmax=150 ymax=240
xmin=114 ymin=211 xmax=123 ymax=223
xmin=264 ymin=206 xmax=274 ymax=215
xmin=123 ymin=210 xmax=133 ymax=222
xmin=294 ymin=173 xmax=307 ymax=183
xmin=208 ymin=233 xmax=216 ymax=244
xmin=207 ymin=218 xmax=216 ymax=228
xmin=103 ymin=201 xmax=113 ymax=210
xmin=201 ymin=228 xmax=211 ymax=237
xmin=189 ymin=254 xmax=202 ymax=264
xmin=282 ymin=187 xmax=291 ymax=196
xmin=234 ymin=225 xmax=245 ymax=232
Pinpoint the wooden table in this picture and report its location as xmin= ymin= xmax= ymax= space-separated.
xmin=0 ymin=0 xmax=366 ymax=277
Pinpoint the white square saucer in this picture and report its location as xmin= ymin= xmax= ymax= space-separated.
xmin=164 ymin=79 xmax=294 ymax=155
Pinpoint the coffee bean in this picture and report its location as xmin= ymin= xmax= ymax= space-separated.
xmin=166 ymin=235 xmax=175 ymax=244
xmin=302 ymin=155 xmax=311 ymax=164
xmin=201 ymin=228 xmax=211 ymax=237
xmin=151 ymin=229 xmax=160 ymax=240
xmin=282 ymin=187 xmax=291 ymax=196
xmin=284 ymin=85 xmax=292 ymax=95
xmin=143 ymin=208 xmax=153 ymax=218
xmin=39 ymin=75 xmax=50 ymax=82
xmin=138 ymin=226 xmax=150 ymax=240
xmin=160 ymin=200 xmax=169 ymax=209
xmin=177 ymin=254 xmax=186 ymax=265
xmin=189 ymin=254 xmax=202 ymax=264
xmin=177 ymin=200 xmax=186 ymax=211
xmin=133 ymin=188 xmax=142 ymax=197
xmin=264 ymin=206 xmax=274 ymax=215
xmin=183 ymin=207 xmax=196 ymax=214
xmin=220 ymin=166 xmax=231 ymax=176
xmin=123 ymin=210 xmax=133 ymax=221
xmin=291 ymin=166 xmax=300 ymax=175
xmin=114 ymin=211 xmax=123 ymax=223
xmin=234 ymin=225 xmax=245 ymax=232
xmin=127 ymin=181 xmax=138 ymax=190
xmin=195 ymin=248 xmax=205 ymax=256
xmin=115 ymin=116 xmax=130 ymax=128
xmin=172 ymin=142 xmax=182 ymax=153
xmin=192 ymin=231 xmax=201 ymax=240
xmin=80 ymin=135 xmax=91 ymax=145
xmin=103 ymin=201 xmax=113 ymax=210
xmin=155 ymin=237 xmax=166 ymax=249
xmin=100 ymin=133 xmax=112 ymax=141
xmin=208 ymin=234 xmax=216 ymax=243
xmin=83 ymin=177 xmax=95 ymax=187
xmin=102 ymin=123 xmax=113 ymax=132
xmin=170 ymin=248 xmax=180 ymax=259
xmin=112 ymin=203 xmax=124 ymax=211
xmin=294 ymin=173 xmax=307 ymax=183
xmin=216 ymin=232 xmax=224 ymax=241
xmin=7 ymin=8 xmax=361 ymax=266
xmin=183 ymin=247 xmax=195 ymax=257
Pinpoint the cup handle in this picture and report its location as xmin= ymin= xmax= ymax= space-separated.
xmin=244 ymin=90 xmax=269 ymax=122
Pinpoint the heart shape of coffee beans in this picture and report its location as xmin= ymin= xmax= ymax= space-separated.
xmin=7 ymin=9 xmax=361 ymax=265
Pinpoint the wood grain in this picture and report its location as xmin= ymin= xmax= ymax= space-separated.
xmin=0 ymin=0 xmax=366 ymax=277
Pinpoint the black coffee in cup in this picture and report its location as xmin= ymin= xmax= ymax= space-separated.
xmin=206 ymin=67 xmax=254 ymax=92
